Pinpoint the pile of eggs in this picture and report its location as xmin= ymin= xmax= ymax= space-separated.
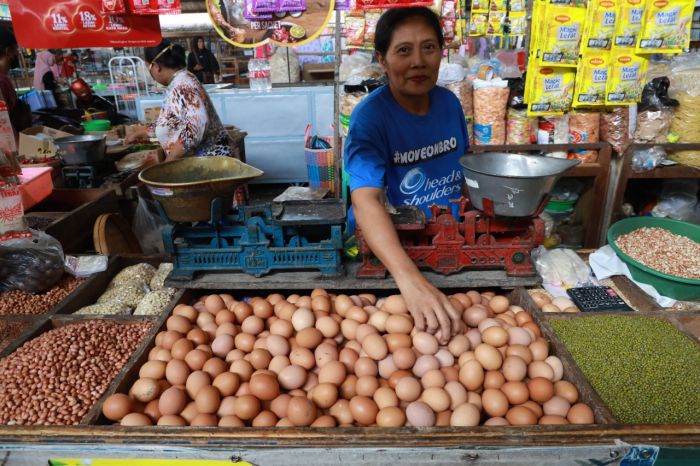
xmin=102 ymin=289 xmax=595 ymax=427
xmin=530 ymin=292 xmax=580 ymax=313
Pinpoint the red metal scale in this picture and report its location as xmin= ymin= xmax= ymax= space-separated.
xmin=356 ymin=197 xmax=546 ymax=278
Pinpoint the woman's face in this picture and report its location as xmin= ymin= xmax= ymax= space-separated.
xmin=197 ymin=38 xmax=205 ymax=49
xmin=377 ymin=17 xmax=441 ymax=99
xmin=148 ymin=61 xmax=169 ymax=86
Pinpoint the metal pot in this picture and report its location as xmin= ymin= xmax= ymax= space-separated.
xmin=54 ymin=135 xmax=106 ymax=165
xmin=459 ymin=153 xmax=580 ymax=217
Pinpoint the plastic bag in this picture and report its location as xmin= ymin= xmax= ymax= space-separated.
xmin=631 ymin=145 xmax=667 ymax=172
xmin=270 ymin=47 xmax=300 ymax=84
xmin=506 ymin=108 xmax=534 ymax=144
xmin=133 ymin=196 xmax=166 ymax=254
xmin=532 ymin=246 xmax=592 ymax=288
xmin=437 ymin=62 xmax=466 ymax=84
xmin=338 ymin=52 xmax=373 ymax=82
xmin=568 ymin=112 xmax=600 ymax=162
xmin=473 ymin=77 xmax=509 ymax=145
xmin=538 ymin=115 xmax=569 ymax=159
xmin=600 ymin=107 xmax=630 ymax=155
xmin=634 ymin=109 xmax=674 ymax=143
xmin=0 ymin=230 xmax=64 ymax=293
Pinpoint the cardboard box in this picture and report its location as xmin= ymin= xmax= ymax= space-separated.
xmin=144 ymin=107 xmax=161 ymax=123
xmin=302 ymin=63 xmax=335 ymax=82
xmin=19 ymin=126 xmax=71 ymax=161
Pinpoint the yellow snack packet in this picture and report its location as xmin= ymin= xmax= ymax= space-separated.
xmin=573 ymin=51 xmax=610 ymax=107
xmin=487 ymin=10 xmax=506 ymax=36
xmin=605 ymin=49 xmax=648 ymax=105
xmin=636 ymin=0 xmax=693 ymax=54
xmin=469 ymin=11 xmax=489 ymax=36
xmin=527 ymin=66 xmax=576 ymax=116
xmin=613 ymin=0 xmax=645 ymax=47
xmin=538 ymin=5 xmax=587 ymax=66
xmin=489 ymin=0 xmax=506 ymax=10
xmin=582 ymin=0 xmax=617 ymax=50
xmin=509 ymin=12 xmax=527 ymax=36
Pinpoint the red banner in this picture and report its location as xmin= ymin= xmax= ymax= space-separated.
xmin=127 ymin=0 xmax=181 ymax=15
xmin=9 ymin=0 xmax=162 ymax=48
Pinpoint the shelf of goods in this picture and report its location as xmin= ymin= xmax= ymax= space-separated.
xmin=0 ymin=254 xmax=698 ymax=465
xmin=469 ymin=143 xmax=613 ymax=248
xmin=612 ymin=143 xmax=700 ymax=222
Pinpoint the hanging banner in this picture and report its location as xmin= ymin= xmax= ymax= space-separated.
xmin=207 ymin=0 xmax=334 ymax=48
xmin=8 ymin=0 xmax=161 ymax=48
xmin=127 ymin=0 xmax=182 ymax=15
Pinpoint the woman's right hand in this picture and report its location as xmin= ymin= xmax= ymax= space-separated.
xmin=124 ymin=127 xmax=148 ymax=144
xmin=396 ymin=272 xmax=462 ymax=345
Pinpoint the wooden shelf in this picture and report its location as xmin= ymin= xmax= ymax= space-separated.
xmin=629 ymin=164 xmax=700 ymax=179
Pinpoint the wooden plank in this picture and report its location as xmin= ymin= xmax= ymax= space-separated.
xmin=609 ymin=276 xmax=664 ymax=312
xmin=165 ymin=262 xmax=541 ymax=291
xmin=511 ymin=289 xmax=617 ymax=425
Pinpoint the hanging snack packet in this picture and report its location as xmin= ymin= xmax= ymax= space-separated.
xmin=245 ymin=0 xmax=274 ymax=20
xmin=443 ymin=0 xmax=457 ymax=17
xmin=102 ymin=0 xmax=127 ymax=15
xmin=538 ymin=4 xmax=587 ymax=66
xmin=581 ymin=0 xmax=617 ymax=50
xmin=471 ymin=0 xmax=486 ymax=9
xmin=442 ymin=18 xmax=457 ymax=40
xmin=279 ymin=0 xmax=306 ymax=11
xmin=469 ymin=11 xmax=489 ymax=36
xmin=345 ymin=16 xmax=366 ymax=47
xmin=487 ymin=10 xmax=506 ymax=36
xmin=613 ymin=0 xmax=645 ymax=47
xmin=527 ymin=66 xmax=576 ymax=116
xmin=510 ymin=0 xmax=525 ymax=12
xmin=252 ymin=0 xmax=279 ymax=14
xmin=364 ymin=11 xmax=381 ymax=44
xmin=509 ymin=12 xmax=527 ymax=36
xmin=489 ymin=0 xmax=506 ymax=10
xmin=606 ymin=49 xmax=648 ymax=105
xmin=636 ymin=0 xmax=693 ymax=54
xmin=568 ymin=111 xmax=601 ymax=162
xmin=573 ymin=51 xmax=609 ymax=107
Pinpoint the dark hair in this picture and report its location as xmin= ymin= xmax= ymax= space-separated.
xmin=192 ymin=36 xmax=205 ymax=52
xmin=0 ymin=27 xmax=17 ymax=57
xmin=145 ymin=40 xmax=186 ymax=69
xmin=374 ymin=7 xmax=443 ymax=57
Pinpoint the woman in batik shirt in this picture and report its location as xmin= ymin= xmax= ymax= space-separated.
xmin=125 ymin=41 xmax=233 ymax=161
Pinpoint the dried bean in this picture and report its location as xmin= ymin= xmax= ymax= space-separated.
xmin=0 ymin=321 xmax=30 ymax=352
xmin=0 ymin=320 xmax=151 ymax=425
xmin=0 ymin=276 xmax=83 ymax=315
xmin=615 ymin=227 xmax=700 ymax=279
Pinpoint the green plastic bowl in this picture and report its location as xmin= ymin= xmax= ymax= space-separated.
xmin=607 ymin=217 xmax=700 ymax=300
xmin=81 ymin=119 xmax=111 ymax=132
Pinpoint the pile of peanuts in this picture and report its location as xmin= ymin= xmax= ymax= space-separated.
xmin=0 ymin=276 xmax=83 ymax=316
xmin=0 ymin=320 xmax=151 ymax=425
xmin=103 ymin=289 xmax=595 ymax=428
xmin=0 ymin=321 xmax=30 ymax=353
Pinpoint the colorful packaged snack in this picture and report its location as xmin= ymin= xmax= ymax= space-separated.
xmin=279 ymin=0 xmax=307 ymax=12
xmin=581 ymin=0 xmax=617 ymax=50
xmin=537 ymin=4 xmax=587 ymax=66
xmin=487 ymin=10 xmax=506 ymax=36
xmin=442 ymin=0 xmax=457 ymax=17
xmin=358 ymin=0 xmax=433 ymax=8
xmin=471 ymin=0 xmax=487 ymax=10
xmin=614 ymin=0 xmax=645 ymax=47
xmin=489 ymin=0 xmax=505 ymax=10
xmin=636 ymin=0 xmax=693 ymax=54
xmin=605 ymin=49 xmax=649 ymax=105
xmin=573 ymin=51 xmax=609 ymax=107
xmin=102 ymin=0 xmax=127 ymax=15
xmin=245 ymin=0 xmax=273 ymax=20
xmin=345 ymin=16 xmax=366 ymax=47
xmin=510 ymin=0 xmax=525 ymax=12
xmin=469 ymin=11 xmax=489 ymax=36
xmin=442 ymin=18 xmax=456 ymax=40
xmin=527 ymin=66 xmax=576 ymax=116
xmin=509 ymin=12 xmax=527 ymax=36
xmin=252 ymin=0 xmax=279 ymax=13
xmin=364 ymin=12 xmax=381 ymax=44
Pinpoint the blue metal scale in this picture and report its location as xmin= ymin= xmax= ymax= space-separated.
xmin=158 ymin=198 xmax=345 ymax=278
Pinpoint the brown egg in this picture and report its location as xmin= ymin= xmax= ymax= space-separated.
xmin=441 ymin=366 xmax=459 ymax=383
xmin=277 ymin=364 xmax=307 ymax=390
xmin=527 ymin=377 xmax=554 ymax=403
xmin=169 ymin=338 xmax=193 ymax=360
xmin=372 ymin=386 xmax=399 ymax=410
xmin=246 ymin=349 xmax=271 ymax=370
xmin=522 ymin=322 xmax=542 ymax=338
xmin=160 ymin=331 xmax=182 ymax=350
xmin=421 ymin=369 xmax=446 ymax=389
xmin=463 ymin=306 xmax=488 ymax=328
xmin=204 ymin=294 xmax=225 ymax=313
xmin=167 ymin=315 xmax=192 ymax=334
xmin=218 ymin=415 xmax=245 ymax=427
xmin=184 ymin=349 xmax=208 ymax=371
xmin=385 ymin=333 xmax=412 ymax=352
xmin=554 ymin=380 xmax=579 ymax=404
xmin=287 ymin=396 xmax=317 ymax=426
xmin=349 ymin=396 xmax=379 ymax=425
xmin=248 ymin=373 xmax=280 ymax=401
xmin=488 ymin=296 xmax=510 ymax=314
xmin=507 ymin=327 xmax=532 ymax=347
xmin=310 ymin=415 xmax=336 ymax=427
xmin=355 ymin=376 xmax=380 ymax=397
xmin=458 ymin=359 xmax=484 ymax=391
xmin=159 ymin=387 xmax=187 ymax=416
xmin=185 ymin=370 xmax=211 ymax=399
xmin=368 ymin=310 xmax=389 ymax=333
xmin=514 ymin=311 xmax=533 ymax=326
xmin=387 ymin=369 xmax=412 ymax=389
xmin=481 ymin=326 xmax=509 ymax=348
xmin=194 ymin=385 xmax=221 ymax=414
xmin=452 ymin=293 xmax=472 ymax=309
xmin=378 ymin=355 xmax=398 ymax=380
xmin=210 ymin=372 xmax=239 ymax=398
xmin=450 ymin=402 xmax=481 ymax=426
xmin=567 ymin=403 xmax=594 ymax=424
xmin=234 ymin=394 xmax=261 ymax=420
xmin=376 ymin=406 xmax=406 ymax=427
xmin=447 ymin=335 xmax=471 ymax=357
xmin=405 ymin=401 xmax=435 ymax=427
xmin=139 ymin=360 xmax=166 ymax=380
xmin=506 ymin=406 xmax=538 ymax=425
xmin=186 ymin=328 xmax=209 ymax=346
xmin=131 ymin=378 xmax=160 ymax=403
xmin=465 ymin=290 xmax=482 ymax=305
xmin=519 ymin=400 xmax=543 ymax=418
xmin=120 ymin=413 xmax=152 ymax=426
xmin=269 ymin=394 xmax=291 ymax=419
xmin=266 ymin=335 xmax=291 ymax=356
xmin=481 ymin=388 xmax=509 ymax=417
xmin=268 ymin=355 xmax=291 ymax=375
xmin=338 ymin=347 xmax=359 ymax=372
xmin=539 ymin=415 xmax=569 ymax=425
xmin=421 ymin=387 xmax=451 ymax=413
xmin=529 ymin=339 xmax=549 ymax=362
xmin=543 ymin=395 xmax=571 ymax=417
xmin=340 ymin=375 xmax=358 ymax=400
xmin=230 ymin=359 xmax=254 ymax=382
xmin=196 ymin=311 xmax=215 ymax=329
xmin=329 ymin=399 xmax=354 ymax=425
xmin=465 ymin=329 xmax=482 ymax=350
xmin=391 ymin=347 xmax=416 ymax=371
xmin=530 ymin=292 xmax=551 ymax=308
xmin=316 ymin=316 xmax=340 ymax=339
xmin=502 ymin=355 xmax=528 ymax=382
xmin=289 ymin=347 xmax=315 ymax=370
xmin=458 ymin=351 xmax=476 ymax=367
xmin=483 ymin=370 xmax=505 ymax=389
xmin=361 ymin=333 xmax=388 ymax=361
xmin=251 ymin=410 xmax=278 ymax=427
xmin=174 ymin=305 xmax=198 ymax=322
xmin=203 ymin=358 xmax=228 ymax=379
xmin=506 ymin=344 xmax=533 ymax=364
xmin=157 ymin=414 xmax=187 ymax=426
xmin=474 ymin=344 xmax=502 ymax=371
xmin=103 ymin=394 xmax=133 ymax=421
xmin=311 ymin=383 xmax=339 ymax=409
xmin=501 ymin=381 xmax=529 ymax=405
xmin=217 ymin=396 xmax=237 ymax=417
xmin=385 ymin=315 xmax=413 ymax=334
xmin=189 ymin=413 xmax=217 ymax=426
xmin=413 ymin=355 xmax=440 ymax=378
xmin=296 ymin=328 xmax=323 ymax=349
xmin=314 ymin=342 xmax=339 ymax=368
xmin=528 ymin=361 xmax=555 ymax=381
xmin=395 ymin=377 xmax=422 ymax=402
xmin=231 ymin=302 xmax=253 ymax=322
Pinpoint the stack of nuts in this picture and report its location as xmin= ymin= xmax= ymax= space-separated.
xmin=0 ymin=320 xmax=152 ymax=425
xmin=0 ymin=276 xmax=83 ymax=315
xmin=103 ymin=290 xmax=595 ymax=427
xmin=529 ymin=292 xmax=580 ymax=313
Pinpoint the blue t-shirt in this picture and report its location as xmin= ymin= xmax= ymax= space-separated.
xmin=345 ymin=85 xmax=469 ymax=224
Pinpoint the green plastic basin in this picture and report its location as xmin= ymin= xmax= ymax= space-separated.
xmin=607 ymin=217 xmax=700 ymax=301
xmin=81 ymin=119 xmax=111 ymax=132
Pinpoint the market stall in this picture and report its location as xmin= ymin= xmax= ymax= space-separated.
xmin=0 ymin=0 xmax=699 ymax=464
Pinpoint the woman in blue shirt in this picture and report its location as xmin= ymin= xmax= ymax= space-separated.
xmin=345 ymin=7 xmax=469 ymax=344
